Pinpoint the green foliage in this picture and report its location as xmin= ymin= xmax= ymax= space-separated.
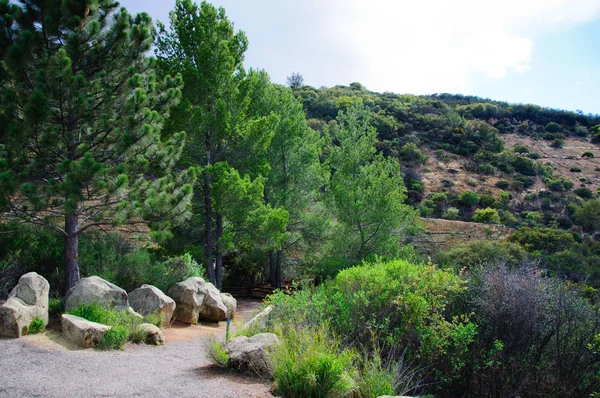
xmin=267 ymin=258 xmax=473 ymax=390
xmin=326 ymin=103 xmax=419 ymax=260
xmin=68 ymin=303 xmax=156 ymax=350
xmin=508 ymin=227 xmax=575 ymax=254
xmin=204 ymin=335 xmax=230 ymax=368
xmin=399 ymin=142 xmax=427 ymax=164
xmin=575 ymin=187 xmax=594 ymax=199
xmin=512 ymin=156 xmax=538 ymax=176
xmin=0 ymin=1 xmax=196 ymax=290
xmin=458 ymin=191 xmax=480 ymax=207
xmin=570 ymin=167 xmax=582 ymax=172
xmin=495 ymin=180 xmax=510 ymax=190
xmin=270 ymin=327 xmax=357 ymax=398
xmin=582 ymin=151 xmax=595 ymax=158
xmin=472 ymin=208 xmax=500 ymax=224
xmin=573 ymin=199 xmax=600 ymax=232
xmin=512 ymin=144 xmax=530 ymax=154
xmin=49 ymin=298 xmax=64 ymax=315
xmin=27 ymin=317 xmax=46 ymax=335
xmin=437 ymin=240 xmax=529 ymax=271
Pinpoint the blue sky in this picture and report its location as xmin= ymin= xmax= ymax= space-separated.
xmin=119 ymin=0 xmax=600 ymax=114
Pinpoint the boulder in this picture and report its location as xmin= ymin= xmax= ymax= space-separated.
xmin=222 ymin=333 xmax=281 ymax=378
xmin=198 ymin=283 xmax=227 ymax=322
xmin=138 ymin=323 xmax=165 ymax=345
xmin=243 ymin=305 xmax=273 ymax=331
xmin=169 ymin=277 xmax=228 ymax=323
xmin=64 ymin=276 xmax=128 ymax=312
xmin=129 ymin=284 xmax=176 ymax=326
xmin=61 ymin=314 xmax=111 ymax=348
xmin=220 ymin=293 xmax=237 ymax=319
xmin=0 ymin=272 xmax=49 ymax=338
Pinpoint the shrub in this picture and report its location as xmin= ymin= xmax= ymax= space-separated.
xmin=575 ymin=187 xmax=593 ymax=199
xmin=582 ymin=151 xmax=595 ymax=158
xmin=28 ymin=317 xmax=46 ymax=334
xmin=460 ymin=264 xmax=600 ymax=397
xmin=49 ymin=298 xmax=64 ymax=315
xmin=573 ymin=199 xmax=600 ymax=232
xmin=67 ymin=303 xmax=158 ymax=350
xmin=270 ymin=327 xmax=357 ymax=398
xmin=527 ymin=152 xmax=541 ymax=159
xmin=437 ymin=240 xmax=529 ymax=271
xmin=458 ymin=191 xmax=479 ymax=207
xmin=570 ymin=167 xmax=582 ymax=172
xmin=551 ymin=138 xmax=564 ymax=148
xmin=443 ymin=207 xmax=460 ymax=220
xmin=472 ymin=208 xmax=500 ymax=224
xmin=512 ymin=156 xmax=537 ymax=176
xmin=495 ymin=180 xmax=509 ymax=190
xmin=204 ymin=335 xmax=230 ymax=368
xmin=399 ymin=142 xmax=427 ymax=164
xmin=508 ymin=227 xmax=575 ymax=254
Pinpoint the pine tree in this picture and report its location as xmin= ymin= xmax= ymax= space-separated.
xmin=0 ymin=0 xmax=196 ymax=290
xmin=327 ymin=102 xmax=420 ymax=260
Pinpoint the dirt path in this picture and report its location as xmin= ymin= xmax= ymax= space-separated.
xmin=0 ymin=299 xmax=273 ymax=398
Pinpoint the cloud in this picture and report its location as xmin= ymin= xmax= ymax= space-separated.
xmin=311 ymin=0 xmax=600 ymax=94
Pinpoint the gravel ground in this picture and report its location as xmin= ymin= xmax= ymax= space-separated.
xmin=0 ymin=299 xmax=273 ymax=398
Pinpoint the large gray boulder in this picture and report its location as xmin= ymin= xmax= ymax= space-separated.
xmin=222 ymin=333 xmax=281 ymax=378
xmin=0 ymin=272 xmax=49 ymax=338
xmin=243 ymin=305 xmax=273 ymax=331
xmin=61 ymin=314 xmax=111 ymax=348
xmin=64 ymin=276 xmax=128 ymax=312
xmin=129 ymin=284 xmax=175 ymax=326
xmin=137 ymin=323 xmax=165 ymax=346
xmin=169 ymin=277 xmax=229 ymax=323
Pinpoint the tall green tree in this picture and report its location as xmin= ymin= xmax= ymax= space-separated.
xmin=326 ymin=102 xmax=419 ymax=260
xmin=0 ymin=0 xmax=196 ymax=290
xmin=156 ymin=1 xmax=286 ymax=288
xmin=259 ymin=84 xmax=324 ymax=287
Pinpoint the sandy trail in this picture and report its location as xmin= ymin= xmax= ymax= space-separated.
xmin=0 ymin=299 xmax=273 ymax=398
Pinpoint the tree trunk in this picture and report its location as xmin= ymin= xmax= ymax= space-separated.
xmin=65 ymin=213 xmax=80 ymax=291
xmin=275 ymin=249 xmax=283 ymax=289
xmin=204 ymin=172 xmax=216 ymax=285
xmin=215 ymin=212 xmax=223 ymax=290
xmin=269 ymin=251 xmax=276 ymax=288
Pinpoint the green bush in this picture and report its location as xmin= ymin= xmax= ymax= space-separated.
xmin=49 ymin=298 xmax=64 ymax=315
xmin=270 ymin=327 xmax=357 ymax=398
xmin=570 ymin=167 xmax=582 ymax=172
xmin=204 ymin=335 xmax=230 ymax=368
xmin=28 ymin=317 xmax=46 ymax=334
xmin=582 ymin=151 xmax=595 ymax=158
xmin=508 ymin=227 xmax=575 ymax=254
xmin=473 ymin=208 xmax=500 ymax=224
xmin=575 ymin=187 xmax=594 ymax=199
xmin=458 ymin=191 xmax=480 ymax=207
xmin=437 ymin=240 xmax=529 ymax=271
xmin=495 ymin=180 xmax=510 ymax=190
xmin=67 ymin=303 xmax=159 ymax=350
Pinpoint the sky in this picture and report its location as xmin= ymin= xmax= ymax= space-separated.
xmin=119 ymin=0 xmax=600 ymax=114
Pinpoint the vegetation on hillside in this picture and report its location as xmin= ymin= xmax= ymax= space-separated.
xmin=1 ymin=0 xmax=600 ymax=396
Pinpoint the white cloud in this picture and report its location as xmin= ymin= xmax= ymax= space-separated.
xmin=309 ymin=0 xmax=600 ymax=94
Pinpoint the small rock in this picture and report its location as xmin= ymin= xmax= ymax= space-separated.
xmin=222 ymin=333 xmax=281 ymax=378
xmin=138 ymin=323 xmax=165 ymax=345
xmin=64 ymin=276 xmax=128 ymax=312
xmin=0 ymin=272 xmax=49 ymax=338
xmin=61 ymin=314 xmax=111 ymax=348
xmin=129 ymin=285 xmax=176 ymax=326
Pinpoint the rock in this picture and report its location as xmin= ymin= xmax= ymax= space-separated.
xmin=198 ymin=283 xmax=227 ymax=322
xmin=243 ymin=305 xmax=273 ymax=331
xmin=138 ymin=323 xmax=165 ymax=345
xmin=61 ymin=314 xmax=111 ymax=348
xmin=220 ymin=293 xmax=237 ymax=319
xmin=64 ymin=276 xmax=128 ymax=312
xmin=129 ymin=284 xmax=176 ymax=326
xmin=222 ymin=333 xmax=281 ymax=378
xmin=169 ymin=277 xmax=229 ymax=323
xmin=0 ymin=272 xmax=49 ymax=338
